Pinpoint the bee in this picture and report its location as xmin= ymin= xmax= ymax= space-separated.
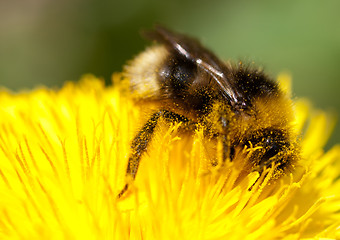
xmin=118 ymin=26 xmax=299 ymax=197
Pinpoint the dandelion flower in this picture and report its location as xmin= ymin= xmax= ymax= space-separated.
xmin=0 ymin=73 xmax=339 ymax=239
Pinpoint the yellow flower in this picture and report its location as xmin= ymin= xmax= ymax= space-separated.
xmin=0 ymin=73 xmax=339 ymax=239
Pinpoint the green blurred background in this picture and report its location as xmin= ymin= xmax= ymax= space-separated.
xmin=0 ymin=0 xmax=339 ymax=147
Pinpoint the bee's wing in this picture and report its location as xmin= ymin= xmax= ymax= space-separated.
xmin=144 ymin=25 xmax=248 ymax=110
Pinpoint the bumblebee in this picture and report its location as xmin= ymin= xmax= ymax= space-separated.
xmin=118 ymin=26 xmax=299 ymax=197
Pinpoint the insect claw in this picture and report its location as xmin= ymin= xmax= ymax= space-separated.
xmin=117 ymin=184 xmax=129 ymax=199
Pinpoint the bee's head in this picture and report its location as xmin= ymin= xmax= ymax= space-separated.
xmin=239 ymin=128 xmax=299 ymax=177
xmin=223 ymin=74 xmax=300 ymax=177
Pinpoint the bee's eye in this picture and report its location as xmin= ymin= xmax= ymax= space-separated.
xmin=260 ymin=135 xmax=285 ymax=162
xmin=244 ymin=129 xmax=289 ymax=167
xmin=262 ymin=140 xmax=281 ymax=160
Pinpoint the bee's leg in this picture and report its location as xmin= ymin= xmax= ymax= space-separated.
xmin=222 ymin=135 xmax=230 ymax=162
xmin=118 ymin=110 xmax=195 ymax=198
xmin=220 ymin=115 xmax=232 ymax=163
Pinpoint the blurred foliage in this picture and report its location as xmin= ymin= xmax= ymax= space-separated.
xmin=0 ymin=0 xmax=339 ymax=146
